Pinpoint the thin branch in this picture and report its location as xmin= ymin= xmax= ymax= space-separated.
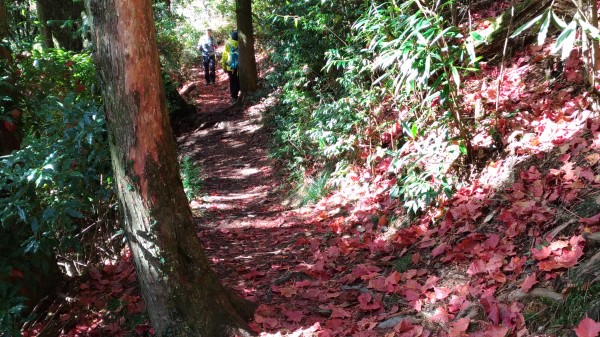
xmin=495 ymin=0 xmax=515 ymax=114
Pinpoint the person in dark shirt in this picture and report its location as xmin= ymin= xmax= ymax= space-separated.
xmin=197 ymin=29 xmax=217 ymax=85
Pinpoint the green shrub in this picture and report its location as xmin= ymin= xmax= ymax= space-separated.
xmin=0 ymin=48 xmax=114 ymax=335
xmin=262 ymin=0 xmax=479 ymax=211
xmin=153 ymin=3 xmax=202 ymax=78
xmin=299 ymin=169 xmax=331 ymax=205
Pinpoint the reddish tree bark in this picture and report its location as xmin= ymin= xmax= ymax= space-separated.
xmin=86 ymin=1 xmax=256 ymax=335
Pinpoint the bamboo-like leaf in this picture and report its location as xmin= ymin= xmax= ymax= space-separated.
xmin=451 ymin=66 xmax=460 ymax=88
xmin=578 ymin=17 xmax=600 ymax=40
xmin=430 ymin=27 xmax=453 ymax=46
xmin=561 ymin=24 xmax=577 ymax=60
xmin=551 ymin=20 xmax=577 ymax=59
xmin=471 ymin=31 xmax=484 ymax=42
xmin=510 ymin=11 xmax=546 ymax=38
xmin=538 ymin=10 xmax=551 ymax=46
xmin=465 ymin=36 xmax=477 ymax=64
xmin=552 ymin=12 xmax=567 ymax=29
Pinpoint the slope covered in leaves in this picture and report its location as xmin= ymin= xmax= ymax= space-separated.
xmin=195 ymin=36 xmax=600 ymax=336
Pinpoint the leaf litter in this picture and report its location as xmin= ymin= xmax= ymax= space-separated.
xmin=22 ymin=17 xmax=600 ymax=337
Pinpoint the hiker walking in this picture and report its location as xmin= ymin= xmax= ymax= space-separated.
xmin=198 ymin=28 xmax=217 ymax=85
xmin=221 ymin=30 xmax=239 ymax=101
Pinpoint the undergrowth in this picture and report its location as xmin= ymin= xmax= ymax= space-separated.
xmin=179 ymin=155 xmax=204 ymax=201
xmin=526 ymin=281 xmax=600 ymax=333
xmin=260 ymin=0 xmax=479 ymax=213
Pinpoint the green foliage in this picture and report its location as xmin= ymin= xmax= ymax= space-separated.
xmin=345 ymin=0 xmax=477 ymax=175
xmin=386 ymin=126 xmax=460 ymax=213
xmin=14 ymin=49 xmax=97 ymax=130
xmin=0 ymin=96 xmax=112 ymax=335
xmin=262 ymin=0 xmax=478 ymax=212
xmin=153 ymin=3 xmax=202 ymax=77
xmin=0 ymin=48 xmax=114 ymax=335
xmin=4 ymin=0 xmax=38 ymax=48
xmin=0 ymin=281 xmax=25 ymax=337
xmin=526 ymin=281 xmax=600 ymax=331
xmin=510 ymin=6 xmax=600 ymax=60
xmin=260 ymin=0 xmax=369 ymax=196
xmin=179 ymin=155 xmax=203 ymax=201
xmin=392 ymin=255 xmax=412 ymax=273
xmin=299 ymin=169 xmax=331 ymax=205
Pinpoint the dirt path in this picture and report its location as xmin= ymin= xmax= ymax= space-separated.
xmin=176 ymin=66 xmax=291 ymax=222
xmin=176 ymin=67 xmax=326 ymax=335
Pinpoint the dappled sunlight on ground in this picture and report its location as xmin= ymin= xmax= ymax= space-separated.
xmin=183 ymin=30 xmax=600 ymax=337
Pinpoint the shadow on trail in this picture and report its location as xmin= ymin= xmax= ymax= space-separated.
xmin=176 ymin=58 xmax=600 ymax=336
xmin=175 ymin=66 xmax=335 ymax=335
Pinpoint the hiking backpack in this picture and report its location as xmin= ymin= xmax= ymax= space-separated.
xmin=228 ymin=43 xmax=239 ymax=69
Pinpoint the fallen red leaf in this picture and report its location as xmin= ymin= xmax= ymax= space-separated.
xmin=580 ymin=213 xmax=600 ymax=225
xmin=254 ymin=314 xmax=278 ymax=329
xmin=283 ymin=310 xmax=304 ymax=323
xmin=432 ymin=243 xmax=450 ymax=257
xmin=521 ymin=273 xmax=538 ymax=292
xmin=330 ymin=307 xmax=352 ymax=319
xmin=9 ymin=268 xmax=24 ymax=279
xmin=574 ymin=317 xmax=600 ymax=337
xmin=449 ymin=317 xmax=470 ymax=337
xmin=434 ymin=286 xmax=452 ymax=300
xmin=467 ymin=259 xmax=486 ymax=276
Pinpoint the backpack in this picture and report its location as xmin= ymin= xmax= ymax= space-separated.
xmin=228 ymin=43 xmax=239 ymax=69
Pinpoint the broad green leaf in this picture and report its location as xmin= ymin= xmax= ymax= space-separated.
xmin=24 ymin=239 xmax=39 ymax=253
xmin=510 ymin=11 xmax=546 ymax=38
xmin=17 ymin=206 xmax=26 ymax=222
xmin=538 ymin=10 xmax=551 ymax=46
xmin=30 ymin=218 xmax=39 ymax=235
xmin=42 ymin=207 xmax=56 ymax=221
xmin=411 ymin=124 xmax=418 ymax=139
xmin=470 ymin=31 xmax=484 ymax=42
xmin=66 ymin=208 xmax=85 ymax=219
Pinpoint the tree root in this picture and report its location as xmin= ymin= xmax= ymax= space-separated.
xmin=499 ymin=287 xmax=563 ymax=302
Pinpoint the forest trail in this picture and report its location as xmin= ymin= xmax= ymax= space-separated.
xmin=176 ymin=67 xmax=327 ymax=335
xmin=177 ymin=58 xmax=600 ymax=337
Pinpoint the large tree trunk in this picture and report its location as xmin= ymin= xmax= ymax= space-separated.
xmin=35 ymin=0 xmax=54 ymax=48
xmin=85 ymin=1 xmax=256 ymax=336
xmin=36 ymin=0 xmax=84 ymax=51
xmin=236 ymin=0 xmax=258 ymax=93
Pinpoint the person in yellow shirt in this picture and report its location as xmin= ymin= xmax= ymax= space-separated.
xmin=221 ymin=31 xmax=239 ymax=101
